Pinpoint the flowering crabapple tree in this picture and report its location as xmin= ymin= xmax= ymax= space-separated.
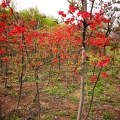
xmin=0 ymin=1 xmax=45 ymax=119
xmin=58 ymin=0 xmax=119 ymax=119
xmin=1 ymin=1 xmax=78 ymax=120
xmin=0 ymin=0 xmax=119 ymax=120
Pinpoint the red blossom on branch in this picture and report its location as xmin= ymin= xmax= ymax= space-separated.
xmin=101 ymin=72 xmax=109 ymax=78
xmin=90 ymin=75 xmax=97 ymax=83
xmin=1 ymin=13 xmax=8 ymax=19
xmin=1 ymin=0 xmax=11 ymax=8
xmin=97 ymin=57 xmax=110 ymax=67
xmin=0 ymin=36 xmax=7 ymax=42
xmin=82 ymin=12 xmax=90 ymax=19
xmin=68 ymin=5 xmax=77 ymax=13
xmin=82 ymin=52 xmax=88 ymax=58
xmin=58 ymin=11 xmax=66 ymax=17
xmin=0 ymin=49 xmax=5 ymax=54
xmin=104 ymin=4 xmax=107 ymax=7
xmin=9 ymin=7 xmax=13 ymax=15
xmin=53 ymin=57 xmax=58 ymax=65
xmin=2 ymin=56 xmax=9 ymax=62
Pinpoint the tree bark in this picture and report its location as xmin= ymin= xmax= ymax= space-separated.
xmin=0 ymin=101 xmax=2 ymax=120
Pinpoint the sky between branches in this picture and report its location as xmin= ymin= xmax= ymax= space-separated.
xmin=12 ymin=0 xmax=69 ymax=18
xmin=0 ymin=0 xmax=119 ymax=23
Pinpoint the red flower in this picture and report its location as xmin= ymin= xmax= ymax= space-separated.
xmin=0 ymin=36 xmax=7 ymax=41
xmin=53 ymin=48 xmax=58 ymax=54
xmin=1 ymin=1 xmax=6 ymax=8
xmin=106 ymin=19 xmax=111 ymax=23
xmin=12 ymin=39 xmax=17 ymax=44
xmin=90 ymin=75 xmax=97 ymax=83
xmin=0 ymin=49 xmax=5 ymax=54
xmin=58 ymin=11 xmax=66 ymax=17
xmin=104 ymin=4 xmax=107 ymax=7
xmin=101 ymin=72 xmax=109 ymax=78
xmin=1 ymin=13 xmax=8 ymax=19
xmin=110 ymin=47 xmax=115 ymax=51
xmin=37 ymin=62 xmax=42 ymax=67
xmin=30 ymin=20 xmax=36 ymax=26
xmin=16 ymin=58 xmax=21 ymax=63
xmin=97 ymin=57 xmax=110 ymax=67
xmin=82 ymin=12 xmax=90 ymax=19
xmin=2 ymin=56 xmax=9 ymax=62
xmin=70 ymin=17 xmax=74 ymax=22
xmin=82 ymin=52 xmax=88 ymax=58
xmin=10 ymin=7 xmax=13 ymax=15
xmin=77 ymin=10 xmax=82 ymax=17
xmin=1 ymin=0 xmax=11 ymax=8
xmin=19 ymin=44 xmax=24 ymax=49
xmin=53 ymin=57 xmax=58 ymax=65
xmin=68 ymin=5 xmax=77 ymax=13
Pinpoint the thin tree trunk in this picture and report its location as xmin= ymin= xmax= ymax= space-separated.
xmin=16 ymin=32 xmax=24 ymax=112
xmin=77 ymin=46 xmax=86 ymax=120
xmin=84 ymin=67 xmax=102 ymax=120
xmin=58 ymin=56 xmax=61 ymax=72
xmin=0 ymin=101 xmax=1 ymax=120
xmin=77 ymin=0 xmax=87 ymax=115
xmin=4 ymin=62 xmax=8 ymax=88
xmin=35 ymin=73 xmax=40 ymax=120
xmin=77 ymin=21 xmax=87 ymax=120
xmin=45 ymin=66 xmax=52 ymax=88
xmin=4 ymin=42 xmax=8 ymax=88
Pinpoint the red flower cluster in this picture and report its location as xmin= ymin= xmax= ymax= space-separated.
xmin=90 ymin=75 xmax=97 ymax=82
xmin=9 ymin=7 xmax=13 ymax=15
xmin=104 ymin=4 xmax=107 ymax=7
xmin=82 ymin=52 xmax=88 ymax=58
xmin=68 ymin=5 xmax=77 ymax=13
xmin=82 ymin=12 xmax=90 ymax=19
xmin=0 ymin=36 xmax=7 ymax=42
xmin=1 ymin=0 xmax=11 ymax=8
xmin=97 ymin=57 xmax=110 ymax=67
xmin=30 ymin=20 xmax=36 ymax=27
xmin=2 ymin=56 xmax=9 ymax=62
xmin=1 ymin=13 xmax=8 ymax=19
xmin=101 ymin=72 xmax=109 ymax=78
xmin=58 ymin=11 xmax=66 ymax=17
xmin=0 ymin=49 xmax=5 ymax=54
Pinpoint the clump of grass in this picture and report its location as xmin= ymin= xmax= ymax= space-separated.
xmin=88 ymin=86 xmax=104 ymax=96
xmin=99 ymin=97 xmax=110 ymax=102
xmin=103 ymin=112 xmax=113 ymax=120
xmin=43 ymin=83 xmax=68 ymax=97
xmin=5 ymin=114 xmax=20 ymax=120
xmin=58 ymin=111 xmax=68 ymax=116
xmin=69 ymin=113 xmax=77 ymax=119
xmin=69 ymin=96 xmax=79 ymax=103
xmin=8 ymin=91 xmax=16 ymax=96
xmin=67 ymin=84 xmax=78 ymax=93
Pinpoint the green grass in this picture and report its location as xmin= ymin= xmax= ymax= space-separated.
xmin=5 ymin=114 xmax=20 ymax=120
xmin=67 ymin=84 xmax=78 ymax=93
xmin=43 ymin=83 xmax=68 ymax=97
xmin=58 ymin=111 xmax=68 ymax=116
xmin=99 ymin=97 xmax=111 ymax=102
xmin=88 ymin=86 xmax=104 ymax=96
xmin=44 ymin=111 xmax=68 ymax=120
xmin=69 ymin=113 xmax=77 ymax=119
xmin=103 ymin=112 xmax=113 ymax=120
xmin=8 ymin=91 xmax=16 ymax=96
xmin=69 ymin=96 xmax=79 ymax=103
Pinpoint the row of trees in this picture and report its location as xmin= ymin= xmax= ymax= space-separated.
xmin=0 ymin=0 xmax=120 ymax=119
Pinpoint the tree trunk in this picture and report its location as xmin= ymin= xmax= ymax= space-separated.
xmin=0 ymin=101 xmax=2 ymax=120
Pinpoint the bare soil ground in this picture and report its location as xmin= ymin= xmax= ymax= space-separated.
xmin=0 ymin=77 xmax=120 ymax=120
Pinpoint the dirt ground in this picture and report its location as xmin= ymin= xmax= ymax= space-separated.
xmin=0 ymin=78 xmax=120 ymax=120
